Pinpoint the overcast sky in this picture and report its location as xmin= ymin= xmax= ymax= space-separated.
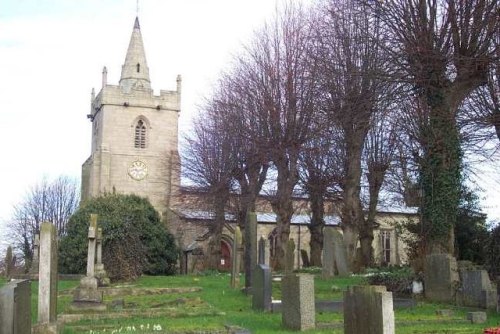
xmin=0 ymin=0 xmax=499 ymax=252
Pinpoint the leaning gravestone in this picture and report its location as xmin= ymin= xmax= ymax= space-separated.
xmin=252 ymin=236 xmax=272 ymax=311
xmin=344 ymin=285 xmax=395 ymax=334
xmin=331 ymin=229 xmax=349 ymax=276
xmin=71 ymin=214 xmax=105 ymax=311
xmin=424 ymin=253 xmax=459 ymax=303
xmin=29 ymin=233 xmax=40 ymax=275
xmin=0 ymin=279 xmax=31 ymax=334
xmin=459 ymin=269 xmax=498 ymax=310
xmin=230 ymin=226 xmax=242 ymax=288
xmin=281 ymin=274 xmax=315 ymax=331
xmin=33 ymin=222 xmax=59 ymax=334
xmin=322 ymin=228 xmax=335 ymax=278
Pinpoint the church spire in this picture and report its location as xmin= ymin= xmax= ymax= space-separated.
xmin=119 ymin=16 xmax=151 ymax=92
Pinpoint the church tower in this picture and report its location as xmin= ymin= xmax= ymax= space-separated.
xmin=81 ymin=17 xmax=181 ymax=216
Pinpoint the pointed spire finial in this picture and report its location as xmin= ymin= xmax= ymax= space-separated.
xmin=134 ymin=16 xmax=140 ymax=30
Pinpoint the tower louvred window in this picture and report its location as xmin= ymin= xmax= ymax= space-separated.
xmin=134 ymin=120 xmax=146 ymax=148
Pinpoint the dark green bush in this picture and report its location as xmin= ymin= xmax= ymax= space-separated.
xmin=486 ymin=223 xmax=500 ymax=279
xmin=366 ymin=266 xmax=418 ymax=296
xmin=59 ymin=194 xmax=178 ymax=281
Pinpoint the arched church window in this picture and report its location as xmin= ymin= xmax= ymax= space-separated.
xmin=136 ymin=63 xmax=140 ymax=73
xmin=134 ymin=120 xmax=146 ymax=148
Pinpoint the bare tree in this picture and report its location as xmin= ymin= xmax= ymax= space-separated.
xmin=298 ymin=125 xmax=343 ymax=266
xmin=182 ymin=97 xmax=236 ymax=270
xmin=313 ymin=0 xmax=387 ymax=268
xmin=371 ymin=0 xmax=499 ymax=253
xmin=7 ymin=176 xmax=79 ymax=267
xmin=234 ymin=3 xmax=320 ymax=269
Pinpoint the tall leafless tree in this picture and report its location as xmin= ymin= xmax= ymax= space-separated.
xmin=182 ymin=97 xmax=236 ymax=270
xmin=313 ymin=0 xmax=387 ymax=268
xmin=235 ymin=3 xmax=320 ymax=269
xmin=7 ymin=175 xmax=78 ymax=267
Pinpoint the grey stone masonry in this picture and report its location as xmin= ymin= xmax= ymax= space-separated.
xmin=258 ymin=236 xmax=268 ymax=266
xmin=72 ymin=214 xmax=104 ymax=310
xmin=33 ymin=222 xmax=59 ymax=334
xmin=281 ymin=274 xmax=315 ymax=331
xmin=230 ymin=226 xmax=242 ymax=288
xmin=424 ymin=253 xmax=459 ymax=303
xmin=331 ymin=229 xmax=349 ymax=276
xmin=4 ymin=246 xmax=13 ymax=278
xmin=0 ymin=279 xmax=31 ymax=334
xmin=344 ymin=285 xmax=395 ymax=334
xmin=252 ymin=264 xmax=272 ymax=311
xmin=86 ymin=214 xmax=98 ymax=277
xmin=94 ymin=227 xmax=110 ymax=286
xmin=30 ymin=234 xmax=40 ymax=274
xmin=467 ymin=311 xmax=487 ymax=324
xmin=459 ymin=269 xmax=498 ymax=310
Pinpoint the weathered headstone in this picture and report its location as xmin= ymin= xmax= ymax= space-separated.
xmin=322 ymin=228 xmax=335 ymax=278
xmin=467 ymin=311 xmax=487 ymax=324
xmin=424 ymin=253 xmax=459 ymax=303
xmin=344 ymin=285 xmax=395 ymax=334
xmin=459 ymin=269 xmax=498 ymax=310
xmin=284 ymin=239 xmax=295 ymax=275
xmin=258 ymin=236 xmax=268 ymax=265
xmin=29 ymin=234 xmax=40 ymax=274
xmin=33 ymin=222 xmax=59 ymax=334
xmin=331 ymin=229 xmax=349 ymax=276
xmin=252 ymin=264 xmax=272 ymax=311
xmin=231 ymin=226 xmax=242 ymax=288
xmin=0 ymin=279 xmax=31 ymax=334
xmin=244 ymin=212 xmax=258 ymax=292
xmin=281 ymin=274 xmax=315 ymax=331
xmin=71 ymin=214 xmax=105 ymax=311
xmin=94 ymin=227 xmax=110 ymax=286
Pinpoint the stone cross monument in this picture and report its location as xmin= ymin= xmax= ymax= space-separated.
xmin=94 ymin=227 xmax=110 ymax=286
xmin=29 ymin=234 xmax=40 ymax=275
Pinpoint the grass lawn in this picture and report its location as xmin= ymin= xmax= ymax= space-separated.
xmin=16 ymin=273 xmax=500 ymax=333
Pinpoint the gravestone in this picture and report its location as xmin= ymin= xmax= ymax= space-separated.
xmin=244 ymin=212 xmax=258 ymax=292
xmin=322 ymin=228 xmax=335 ymax=278
xmin=459 ymin=269 xmax=498 ymax=310
xmin=252 ymin=264 xmax=272 ymax=311
xmin=94 ymin=227 xmax=110 ymax=286
xmin=344 ymin=285 xmax=395 ymax=334
xmin=424 ymin=253 xmax=459 ymax=303
xmin=467 ymin=311 xmax=487 ymax=324
xmin=258 ymin=236 xmax=268 ymax=265
xmin=0 ymin=279 xmax=31 ymax=334
xmin=331 ymin=229 xmax=349 ymax=276
xmin=33 ymin=222 xmax=59 ymax=334
xmin=29 ymin=234 xmax=40 ymax=274
xmin=284 ymin=239 xmax=295 ymax=275
xmin=281 ymin=274 xmax=315 ymax=331
xmin=230 ymin=226 xmax=242 ymax=288
xmin=71 ymin=214 xmax=105 ymax=311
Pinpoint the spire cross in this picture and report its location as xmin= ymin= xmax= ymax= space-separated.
xmin=136 ymin=0 xmax=139 ymax=16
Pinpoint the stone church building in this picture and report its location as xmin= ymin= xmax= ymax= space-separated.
xmin=82 ymin=17 xmax=417 ymax=273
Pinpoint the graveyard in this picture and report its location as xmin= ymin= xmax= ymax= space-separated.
xmin=1 ymin=272 xmax=500 ymax=333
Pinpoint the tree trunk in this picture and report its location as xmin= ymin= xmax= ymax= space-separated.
xmin=308 ymin=188 xmax=325 ymax=267
xmin=341 ymin=133 xmax=365 ymax=271
xmin=421 ymin=95 xmax=461 ymax=255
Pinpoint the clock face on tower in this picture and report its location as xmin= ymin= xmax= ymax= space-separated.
xmin=128 ymin=160 xmax=148 ymax=180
